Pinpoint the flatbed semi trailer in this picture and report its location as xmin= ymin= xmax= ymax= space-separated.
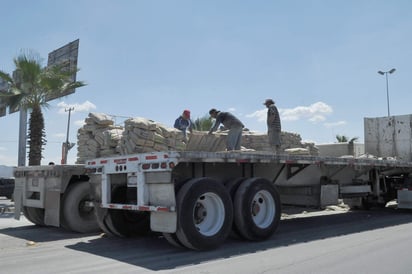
xmin=84 ymin=150 xmax=412 ymax=250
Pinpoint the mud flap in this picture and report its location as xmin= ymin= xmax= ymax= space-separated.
xmin=13 ymin=187 xmax=22 ymax=220
xmin=151 ymin=211 xmax=177 ymax=233
xmin=44 ymin=190 xmax=60 ymax=227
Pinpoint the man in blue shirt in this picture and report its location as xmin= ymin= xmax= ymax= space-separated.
xmin=208 ymin=108 xmax=244 ymax=151
xmin=174 ymin=109 xmax=193 ymax=142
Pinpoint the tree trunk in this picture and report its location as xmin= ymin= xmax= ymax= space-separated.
xmin=28 ymin=105 xmax=46 ymax=166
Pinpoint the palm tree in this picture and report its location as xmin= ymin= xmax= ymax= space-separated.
xmin=336 ymin=135 xmax=348 ymax=143
xmin=336 ymin=134 xmax=358 ymax=144
xmin=0 ymin=52 xmax=86 ymax=165
xmin=193 ymin=114 xmax=213 ymax=131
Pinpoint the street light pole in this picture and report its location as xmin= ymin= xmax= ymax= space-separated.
xmin=378 ymin=68 xmax=396 ymax=117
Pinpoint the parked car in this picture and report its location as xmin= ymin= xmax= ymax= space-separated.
xmin=0 ymin=178 xmax=15 ymax=199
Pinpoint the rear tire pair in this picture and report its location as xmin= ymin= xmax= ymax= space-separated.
xmin=163 ymin=177 xmax=281 ymax=250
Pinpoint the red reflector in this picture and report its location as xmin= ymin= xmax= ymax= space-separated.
xmin=100 ymin=160 xmax=108 ymax=164
xmin=237 ymin=159 xmax=250 ymax=163
xmin=114 ymin=159 xmax=126 ymax=164
xmin=139 ymin=206 xmax=150 ymax=211
xmin=128 ymin=157 xmax=139 ymax=161
xmin=88 ymin=161 xmax=96 ymax=165
xmin=146 ymin=155 xmax=157 ymax=160
xmin=123 ymin=205 xmax=132 ymax=209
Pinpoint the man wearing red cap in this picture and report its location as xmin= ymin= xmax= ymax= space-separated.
xmin=174 ymin=109 xmax=193 ymax=143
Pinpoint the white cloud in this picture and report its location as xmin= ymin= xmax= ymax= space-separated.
xmin=57 ymin=100 xmax=96 ymax=114
xmin=246 ymin=109 xmax=266 ymax=122
xmin=281 ymin=102 xmax=332 ymax=122
xmin=246 ymin=101 xmax=333 ymax=124
xmin=324 ymin=121 xmax=347 ymax=128
xmin=309 ymin=115 xmax=326 ymax=123
xmin=74 ymin=119 xmax=86 ymax=127
xmin=227 ymin=107 xmax=236 ymax=112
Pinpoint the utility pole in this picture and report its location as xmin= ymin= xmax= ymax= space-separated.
xmin=62 ymin=107 xmax=75 ymax=164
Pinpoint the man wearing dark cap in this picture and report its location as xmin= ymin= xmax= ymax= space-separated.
xmin=174 ymin=109 xmax=193 ymax=143
xmin=263 ymin=99 xmax=282 ymax=153
xmin=208 ymin=108 xmax=244 ymax=151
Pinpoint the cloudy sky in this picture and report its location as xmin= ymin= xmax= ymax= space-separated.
xmin=1 ymin=0 xmax=411 ymax=166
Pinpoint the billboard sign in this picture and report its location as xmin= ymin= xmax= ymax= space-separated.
xmin=46 ymin=39 xmax=79 ymax=101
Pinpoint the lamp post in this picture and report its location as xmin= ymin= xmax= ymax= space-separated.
xmin=377 ymin=68 xmax=396 ymax=117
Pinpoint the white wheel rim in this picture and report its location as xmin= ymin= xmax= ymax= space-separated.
xmin=192 ymin=192 xmax=225 ymax=236
xmin=251 ymin=189 xmax=276 ymax=228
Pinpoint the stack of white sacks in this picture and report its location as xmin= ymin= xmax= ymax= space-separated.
xmin=76 ymin=112 xmax=317 ymax=164
xmin=76 ymin=113 xmax=124 ymax=164
xmin=76 ymin=113 xmax=187 ymax=164
xmin=118 ymin=117 xmax=186 ymax=155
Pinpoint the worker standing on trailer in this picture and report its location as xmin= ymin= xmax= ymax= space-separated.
xmin=174 ymin=109 xmax=193 ymax=143
xmin=208 ymin=108 xmax=244 ymax=151
xmin=263 ymin=99 xmax=282 ymax=154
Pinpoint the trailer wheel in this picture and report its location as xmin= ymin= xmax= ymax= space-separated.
xmin=224 ymin=177 xmax=246 ymax=239
xmin=107 ymin=186 xmax=150 ymax=237
xmin=94 ymin=205 xmax=122 ymax=236
xmin=22 ymin=206 xmax=45 ymax=226
xmin=176 ymin=177 xmax=233 ymax=250
xmin=234 ymin=177 xmax=281 ymax=241
xmin=225 ymin=177 xmax=245 ymax=198
xmin=162 ymin=232 xmax=185 ymax=248
xmin=61 ymin=181 xmax=100 ymax=233
xmin=162 ymin=179 xmax=189 ymax=248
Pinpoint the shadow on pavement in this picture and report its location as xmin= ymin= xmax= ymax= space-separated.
xmin=0 ymin=198 xmax=101 ymax=242
xmin=65 ymin=207 xmax=412 ymax=271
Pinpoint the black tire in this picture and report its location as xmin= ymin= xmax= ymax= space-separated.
xmin=224 ymin=177 xmax=246 ymax=239
xmin=60 ymin=182 xmax=100 ymax=233
xmin=93 ymin=205 xmax=124 ymax=236
xmin=234 ymin=177 xmax=281 ymax=241
xmin=162 ymin=179 xmax=190 ymax=248
xmin=22 ymin=206 xmax=45 ymax=226
xmin=225 ymin=177 xmax=245 ymax=198
xmin=107 ymin=186 xmax=151 ymax=237
xmin=175 ymin=177 xmax=233 ymax=250
xmin=162 ymin=232 xmax=185 ymax=248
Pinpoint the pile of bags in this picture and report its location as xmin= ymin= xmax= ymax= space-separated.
xmin=77 ymin=113 xmax=123 ymax=164
xmin=117 ymin=117 xmax=187 ymax=155
xmin=76 ymin=113 xmax=187 ymax=163
xmin=76 ymin=112 xmax=317 ymax=163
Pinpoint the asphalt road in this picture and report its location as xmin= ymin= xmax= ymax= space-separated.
xmin=1 ymin=197 xmax=412 ymax=274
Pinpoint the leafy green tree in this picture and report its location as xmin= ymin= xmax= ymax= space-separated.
xmin=336 ymin=134 xmax=358 ymax=144
xmin=193 ymin=114 xmax=213 ymax=131
xmin=0 ymin=52 xmax=86 ymax=165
